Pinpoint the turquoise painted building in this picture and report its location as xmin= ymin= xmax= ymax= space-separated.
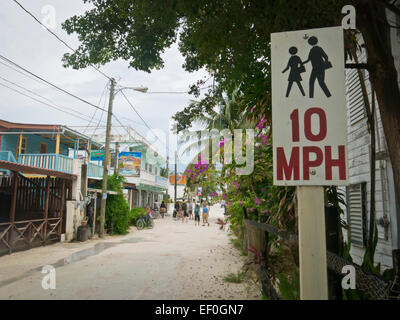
xmin=0 ymin=119 xmax=102 ymax=176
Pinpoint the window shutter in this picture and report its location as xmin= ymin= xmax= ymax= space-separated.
xmin=346 ymin=183 xmax=367 ymax=246
xmin=346 ymin=68 xmax=366 ymax=125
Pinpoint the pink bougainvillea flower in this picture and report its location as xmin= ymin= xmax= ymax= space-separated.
xmin=259 ymin=134 xmax=268 ymax=145
xmin=250 ymin=106 xmax=256 ymax=113
xmin=255 ymin=197 xmax=260 ymax=205
xmin=239 ymin=201 xmax=244 ymax=205
xmin=249 ymin=208 xmax=255 ymax=213
xmin=256 ymin=114 xmax=267 ymax=130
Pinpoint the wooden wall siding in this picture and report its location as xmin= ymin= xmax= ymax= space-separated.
xmin=342 ymin=39 xmax=396 ymax=269
xmin=0 ymin=174 xmax=71 ymax=255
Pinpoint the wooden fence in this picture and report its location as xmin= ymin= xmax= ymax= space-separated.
xmin=243 ymin=218 xmax=400 ymax=300
xmin=0 ymin=174 xmax=71 ymax=255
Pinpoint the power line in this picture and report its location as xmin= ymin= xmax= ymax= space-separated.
xmin=0 ymin=74 xmax=106 ymax=124
xmin=11 ymin=0 xmax=112 ymax=81
xmin=145 ymin=85 xmax=213 ymax=94
xmin=119 ymin=90 xmax=167 ymax=148
xmin=82 ymin=82 xmax=109 ymax=134
xmin=0 ymin=56 xmax=127 ymax=144
xmin=0 ymin=60 xmax=55 ymax=90
xmin=0 ymin=54 xmax=108 ymax=113
xmin=0 ymin=81 xmax=98 ymax=123
xmin=90 ymin=85 xmax=109 ymax=139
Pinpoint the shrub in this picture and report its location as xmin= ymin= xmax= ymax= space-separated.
xmin=94 ymin=174 xmax=131 ymax=235
xmin=105 ymin=193 xmax=131 ymax=234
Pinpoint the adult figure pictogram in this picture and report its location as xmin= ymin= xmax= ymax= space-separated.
xmin=302 ymin=36 xmax=332 ymax=98
xmin=282 ymin=46 xmax=306 ymax=98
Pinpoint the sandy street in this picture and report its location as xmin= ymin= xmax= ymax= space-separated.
xmin=0 ymin=205 xmax=262 ymax=300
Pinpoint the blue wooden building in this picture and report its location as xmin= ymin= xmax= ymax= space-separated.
xmin=0 ymin=119 xmax=103 ymax=178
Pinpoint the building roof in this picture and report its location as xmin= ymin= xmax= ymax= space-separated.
xmin=0 ymin=160 xmax=76 ymax=180
xmin=0 ymin=120 xmax=61 ymax=131
xmin=0 ymin=119 xmax=102 ymax=150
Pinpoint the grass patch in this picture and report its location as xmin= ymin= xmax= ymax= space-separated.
xmin=224 ymin=271 xmax=247 ymax=283
xmin=229 ymin=237 xmax=248 ymax=256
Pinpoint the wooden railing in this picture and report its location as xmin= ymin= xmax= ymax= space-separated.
xmin=88 ymin=162 xmax=103 ymax=178
xmin=18 ymin=154 xmax=74 ymax=174
xmin=243 ymin=218 xmax=400 ymax=300
xmin=155 ymin=175 xmax=168 ymax=188
xmin=0 ymin=218 xmax=61 ymax=254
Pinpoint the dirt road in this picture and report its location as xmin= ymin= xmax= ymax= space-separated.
xmin=0 ymin=205 xmax=261 ymax=300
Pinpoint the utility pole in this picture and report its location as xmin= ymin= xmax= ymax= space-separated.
xmin=114 ymin=142 xmax=119 ymax=174
xmin=99 ymin=78 xmax=115 ymax=238
xmin=165 ymin=155 xmax=169 ymax=203
xmin=174 ymin=150 xmax=177 ymax=202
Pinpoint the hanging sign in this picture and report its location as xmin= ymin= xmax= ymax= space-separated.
xmin=90 ymin=150 xmax=105 ymax=161
xmin=118 ymin=152 xmax=142 ymax=177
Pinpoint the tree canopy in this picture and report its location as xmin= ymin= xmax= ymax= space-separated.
xmin=62 ymin=0 xmax=347 ymax=130
xmin=62 ymin=1 xmax=400 ymax=214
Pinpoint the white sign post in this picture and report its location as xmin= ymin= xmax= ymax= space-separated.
xmin=271 ymin=26 xmax=348 ymax=300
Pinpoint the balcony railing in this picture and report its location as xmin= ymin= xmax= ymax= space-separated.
xmin=18 ymin=154 xmax=74 ymax=174
xmin=88 ymin=162 xmax=103 ymax=179
xmin=155 ymin=175 xmax=168 ymax=188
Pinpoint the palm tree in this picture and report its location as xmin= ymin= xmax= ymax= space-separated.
xmin=178 ymin=89 xmax=255 ymax=158
xmin=179 ymin=89 xmax=256 ymax=195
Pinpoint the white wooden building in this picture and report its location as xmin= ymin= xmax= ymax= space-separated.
xmin=342 ymin=18 xmax=400 ymax=269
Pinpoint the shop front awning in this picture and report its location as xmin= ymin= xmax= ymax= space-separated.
xmin=136 ymin=183 xmax=166 ymax=193
xmin=87 ymin=188 xmax=118 ymax=195
xmin=124 ymin=182 xmax=136 ymax=190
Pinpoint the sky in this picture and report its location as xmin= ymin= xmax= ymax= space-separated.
xmin=0 ymin=0 xmax=210 ymax=167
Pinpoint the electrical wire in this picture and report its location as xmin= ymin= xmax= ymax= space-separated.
xmin=0 ymin=54 xmax=108 ymax=113
xmin=82 ymin=82 xmax=109 ymax=134
xmin=0 ymin=74 xmax=106 ymax=124
xmin=0 ymin=81 xmax=98 ymax=123
xmin=119 ymin=90 xmax=168 ymax=151
xmin=11 ymin=0 xmax=112 ymax=81
xmin=0 ymin=60 xmax=56 ymax=90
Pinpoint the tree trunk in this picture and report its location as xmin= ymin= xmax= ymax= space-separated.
xmin=357 ymin=1 xmax=400 ymax=221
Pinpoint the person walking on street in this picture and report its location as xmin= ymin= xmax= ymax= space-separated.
xmin=194 ymin=203 xmax=201 ymax=226
xmin=86 ymin=201 xmax=94 ymax=239
xmin=202 ymin=201 xmax=210 ymax=226
xmin=177 ymin=202 xmax=183 ymax=221
xmin=188 ymin=199 xmax=193 ymax=220
xmin=160 ymin=200 xmax=167 ymax=219
xmin=145 ymin=204 xmax=152 ymax=227
xmin=182 ymin=200 xmax=188 ymax=223
xmin=174 ymin=201 xmax=179 ymax=220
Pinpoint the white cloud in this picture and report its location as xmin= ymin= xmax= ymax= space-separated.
xmin=0 ymin=0 xmax=210 ymax=149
